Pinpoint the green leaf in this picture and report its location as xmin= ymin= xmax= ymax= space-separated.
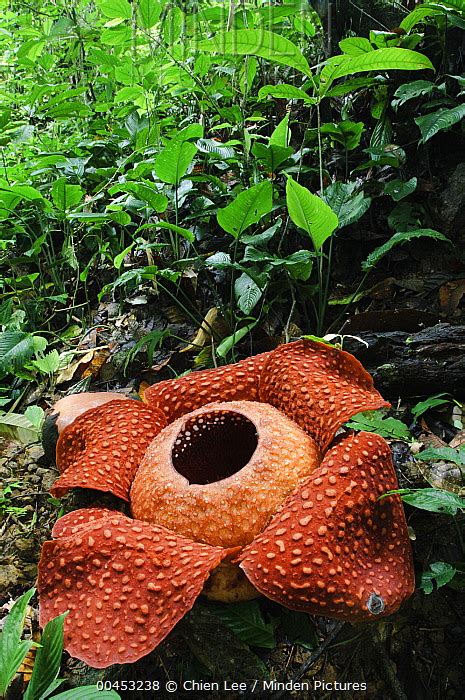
xmin=0 ymin=412 xmax=39 ymax=444
xmin=108 ymin=182 xmax=168 ymax=212
xmin=346 ymin=410 xmax=412 ymax=441
xmin=51 ymin=688 xmax=121 ymax=699
xmin=411 ymin=393 xmax=451 ymax=419
xmin=196 ymin=29 xmax=311 ymax=77
xmin=217 ymin=181 xmax=273 ymax=239
xmin=154 ymin=140 xmax=198 ymax=185
xmin=24 ymin=405 xmax=45 ymax=431
xmin=322 ymin=181 xmax=371 ymax=228
xmin=0 ymin=588 xmax=35 ymax=696
xmin=321 ymin=48 xmax=434 ymax=93
xmin=384 ymin=177 xmax=417 ymax=201
xmin=418 ymin=447 xmax=465 ymax=467
xmin=179 ymin=605 xmax=268 ymax=680
xmin=136 ymin=0 xmax=162 ymax=29
xmin=339 ymin=37 xmax=373 ymax=55
xmin=208 ymin=600 xmax=276 ymax=649
xmin=415 ymin=104 xmax=465 ymax=144
xmin=285 ymin=177 xmax=338 ymax=250
xmin=283 ymin=250 xmax=313 ymax=281
xmin=216 ymin=322 xmax=257 ymax=358
xmin=150 ymin=221 xmax=195 ymax=243
xmin=400 ymin=6 xmax=445 ymax=32
xmin=270 ymin=114 xmax=290 ymax=147
xmin=280 ymin=610 xmax=317 ymax=650
xmin=24 ymin=613 xmax=67 ymax=700
xmin=420 ymin=562 xmax=457 ymax=595
xmin=97 ymin=0 xmax=132 ymax=20
xmin=0 ymin=332 xmax=45 ymax=374
xmin=258 ymin=84 xmax=315 ymax=104
xmin=51 ymin=178 xmax=84 ymax=211
xmin=252 ymin=143 xmax=293 ymax=172
xmin=235 ymin=273 xmax=263 ymax=314
xmin=361 ymin=229 xmax=451 ymax=270
xmin=392 ymin=80 xmax=436 ymax=109
xmin=387 ymin=488 xmax=465 ymax=515
xmin=32 ymin=350 xmax=60 ymax=375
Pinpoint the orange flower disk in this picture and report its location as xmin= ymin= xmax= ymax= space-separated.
xmin=38 ymin=340 xmax=415 ymax=668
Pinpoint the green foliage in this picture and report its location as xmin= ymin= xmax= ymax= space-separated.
xmin=420 ymin=562 xmax=458 ymax=594
xmin=411 ymin=393 xmax=452 ymax=419
xmin=285 ymin=177 xmax=338 ymax=250
xmin=0 ymin=588 xmax=35 ymax=696
xmin=361 ymin=229 xmax=451 ymax=271
xmin=418 ymin=446 xmax=465 ymax=467
xmin=0 ymin=588 xmax=121 ymax=699
xmin=208 ymin=600 xmax=277 ymax=649
xmin=217 ymin=182 xmax=273 ymax=239
xmin=384 ymin=488 xmax=465 ymax=515
xmin=346 ymin=411 xmax=412 ymax=441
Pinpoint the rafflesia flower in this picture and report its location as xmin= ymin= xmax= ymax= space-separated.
xmin=38 ymin=340 xmax=415 ymax=668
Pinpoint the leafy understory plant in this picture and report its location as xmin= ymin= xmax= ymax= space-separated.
xmin=0 ymin=588 xmax=120 ymax=700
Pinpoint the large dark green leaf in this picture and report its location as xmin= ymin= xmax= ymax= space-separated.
xmin=178 ymin=605 xmax=269 ymax=679
xmin=24 ymin=613 xmax=67 ymax=700
xmin=361 ymin=229 xmax=451 ymax=270
xmin=0 ymin=588 xmax=36 ymax=696
xmin=286 ymin=177 xmax=338 ymax=250
xmin=208 ymin=600 xmax=277 ymax=649
xmin=196 ymin=29 xmax=311 ymax=77
xmin=217 ymin=182 xmax=273 ymax=239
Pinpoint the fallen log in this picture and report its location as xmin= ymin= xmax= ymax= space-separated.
xmin=343 ymin=323 xmax=465 ymax=399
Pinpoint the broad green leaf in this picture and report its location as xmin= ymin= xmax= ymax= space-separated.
xmin=418 ymin=447 xmax=465 ymax=467
xmin=208 ymin=600 xmax=277 ymax=649
xmin=0 ymin=412 xmax=39 ymax=444
xmin=51 ymin=178 xmax=83 ymax=211
xmin=163 ymin=6 xmax=184 ymax=44
xmin=196 ymin=30 xmax=311 ymax=77
xmin=321 ymin=48 xmax=434 ymax=93
xmin=270 ymin=114 xmax=290 ymax=147
xmin=108 ymin=182 xmax=168 ymax=211
xmin=217 ymin=181 xmax=273 ymax=239
xmin=400 ymin=6 xmax=445 ymax=32
xmin=51 ymin=688 xmax=121 ymax=699
xmin=151 ymin=221 xmax=195 ymax=243
xmin=392 ymin=80 xmax=436 ymax=109
xmin=283 ymin=250 xmax=313 ymax=280
xmin=339 ymin=37 xmax=373 ymax=55
xmin=384 ymin=177 xmax=417 ymax=201
xmin=346 ymin=411 xmax=412 ymax=441
xmin=415 ymin=104 xmax=465 ymax=143
xmin=235 ymin=273 xmax=263 ymax=314
xmin=386 ymin=488 xmax=465 ymax=515
xmin=252 ymin=142 xmax=293 ymax=172
xmin=322 ymin=181 xmax=371 ymax=228
xmin=136 ymin=0 xmax=162 ymax=29
xmin=258 ymin=83 xmax=315 ymax=103
xmin=97 ymin=0 xmax=132 ymax=20
xmin=0 ymin=588 xmax=36 ymax=696
xmin=24 ymin=405 xmax=45 ymax=431
xmin=32 ymin=349 xmax=60 ymax=375
xmin=100 ymin=26 xmax=131 ymax=45
xmin=285 ymin=177 xmax=338 ymax=250
xmin=420 ymin=562 xmax=457 ymax=594
xmin=411 ymin=393 xmax=451 ymax=419
xmin=216 ymin=322 xmax=257 ymax=358
xmin=0 ymin=332 xmax=44 ymax=374
xmin=280 ymin=610 xmax=317 ymax=650
xmin=362 ymin=229 xmax=451 ymax=270
xmin=180 ymin=605 xmax=268 ymax=680
xmin=24 ymin=613 xmax=67 ymax=700
xmin=154 ymin=140 xmax=197 ymax=185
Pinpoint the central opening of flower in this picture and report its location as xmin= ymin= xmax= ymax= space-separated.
xmin=171 ymin=409 xmax=258 ymax=485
